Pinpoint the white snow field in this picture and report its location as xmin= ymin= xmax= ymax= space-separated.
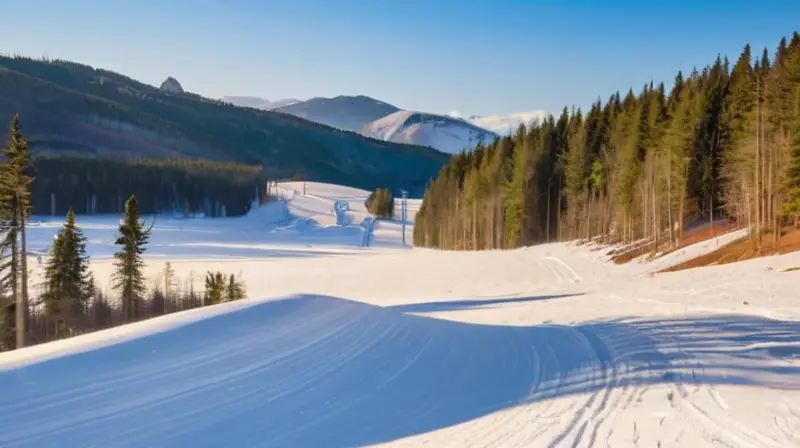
xmin=1 ymin=181 xmax=799 ymax=447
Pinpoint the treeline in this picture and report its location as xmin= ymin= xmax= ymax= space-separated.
xmin=2 ymin=198 xmax=248 ymax=350
xmin=415 ymin=32 xmax=800 ymax=250
xmin=366 ymin=188 xmax=395 ymax=218
xmin=31 ymin=156 xmax=267 ymax=217
xmin=0 ymin=117 xmax=247 ymax=350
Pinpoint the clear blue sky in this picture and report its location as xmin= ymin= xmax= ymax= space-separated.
xmin=2 ymin=0 xmax=798 ymax=117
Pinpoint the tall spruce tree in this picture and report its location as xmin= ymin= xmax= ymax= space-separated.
xmin=720 ymin=44 xmax=757 ymax=225
xmin=44 ymin=208 xmax=91 ymax=335
xmin=111 ymin=195 xmax=151 ymax=322
xmin=503 ymin=134 xmax=531 ymax=247
xmin=0 ymin=114 xmax=34 ymax=348
xmin=784 ymin=117 xmax=800 ymax=225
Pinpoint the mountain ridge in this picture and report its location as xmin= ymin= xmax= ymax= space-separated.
xmin=263 ymin=94 xmax=541 ymax=152
xmin=221 ymin=96 xmax=301 ymax=110
xmin=273 ymin=95 xmax=401 ymax=133
xmin=0 ymin=56 xmax=447 ymax=195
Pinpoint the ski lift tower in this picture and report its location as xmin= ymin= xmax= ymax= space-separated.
xmin=400 ymin=190 xmax=408 ymax=246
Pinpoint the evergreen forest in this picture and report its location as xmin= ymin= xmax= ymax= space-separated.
xmin=0 ymin=117 xmax=249 ymax=351
xmin=31 ymin=156 xmax=267 ymax=217
xmin=415 ymin=33 xmax=800 ymax=252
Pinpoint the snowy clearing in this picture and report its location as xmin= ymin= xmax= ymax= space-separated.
xmin=1 ymin=181 xmax=799 ymax=447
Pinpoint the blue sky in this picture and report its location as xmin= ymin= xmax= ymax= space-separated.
xmin=2 ymin=0 xmax=799 ymax=118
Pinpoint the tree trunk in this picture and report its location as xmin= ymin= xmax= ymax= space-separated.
xmin=652 ymin=180 xmax=658 ymax=255
xmin=651 ymin=156 xmax=658 ymax=255
xmin=709 ymin=193 xmax=714 ymax=236
xmin=755 ymin=77 xmax=761 ymax=248
xmin=546 ymin=182 xmax=552 ymax=243
xmin=557 ymin=178 xmax=563 ymax=242
xmin=495 ymin=194 xmax=503 ymax=249
xmin=642 ymin=180 xmax=648 ymax=241
xmin=745 ymin=182 xmax=752 ymax=239
xmin=20 ymin=210 xmax=29 ymax=340
xmin=585 ymin=188 xmax=591 ymax=241
xmin=488 ymin=196 xmax=494 ymax=249
xmin=10 ymin=226 xmax=22 ymax=349
xmin=472 ymin=201 xmax=477 ymax=250
xmin=667 ymin=153 xmax=674 ymax=248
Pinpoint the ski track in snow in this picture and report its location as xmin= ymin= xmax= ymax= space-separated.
xmin=1 ymin=181 xmax=799 ymax=447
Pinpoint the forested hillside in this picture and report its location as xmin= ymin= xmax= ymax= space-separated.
xmin=0 ymin=56 xmax=447 ymax=195
xmin=415 ymin=32 xmax=800 ymax=251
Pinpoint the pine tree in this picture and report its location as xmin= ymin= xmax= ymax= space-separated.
xmin=163 ymin=261 xmax=176 ymax=300
xmin=502 ymin=133 xmax=531 ymax=247
xmin=0 ymin=114 xmax=34 ymax=348
xmin=43 ymin=208 xmax=91 ymax=335
xmin=564 ymin=110 xmax=588 ymax=238
xmin=720 ymin=44 xmax=757 ymax=226
xmin=111 ymin=196 xmax=151 ymax=322
xmin=204 ymin=271 xmax=225 ymax=305
xmin=226 ymin=273 xmax=246 ymax=301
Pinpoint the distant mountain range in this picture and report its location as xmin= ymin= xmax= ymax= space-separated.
xmin=274 ymin=96 xmax=401 ymax=134
xmin=221 ymin=96 xmax=301 ymax=111
xmin=224 ymin=94 xmax=544 ymax=154
xmin=0 ymin=56 xmax=447 ymax=194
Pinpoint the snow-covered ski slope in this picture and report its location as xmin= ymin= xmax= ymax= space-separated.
xmin=2 ymin=182 xmax=799 ymax=447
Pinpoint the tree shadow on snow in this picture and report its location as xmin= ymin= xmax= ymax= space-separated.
xmin=387 ymin=294 xmax=578 ymax=313
xmin=0 ymin=295 xmax=798 ymax=447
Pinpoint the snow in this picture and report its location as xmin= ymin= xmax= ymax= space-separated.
xmin=1 ymin=181 xmax=799 ymax=447
xmin=361 ymin=110 xmax=498 ymax=154
xmin=447 ymin=110 xmax=549 ymax=136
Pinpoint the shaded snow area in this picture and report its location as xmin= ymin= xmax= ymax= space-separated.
xmin=1 ymin=182 xmax=799 ymax=447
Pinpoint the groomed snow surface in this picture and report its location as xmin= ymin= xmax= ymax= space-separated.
xmin=1 ymin=181 xmax=799 ymax=447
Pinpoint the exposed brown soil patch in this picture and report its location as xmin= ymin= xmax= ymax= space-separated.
xmin=660 ymin=228 xmax=800 ymax=273
xmin=610 ymin=219 xmax=739 ymax=265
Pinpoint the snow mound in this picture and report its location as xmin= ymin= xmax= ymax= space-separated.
xmin=361 ymin=110 xmax=499 ymax=154
xmin=245 ymin=199 xmax=289 ymax=223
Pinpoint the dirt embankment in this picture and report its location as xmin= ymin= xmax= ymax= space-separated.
xmin=660 ymin=227 xmax=800 ymax=272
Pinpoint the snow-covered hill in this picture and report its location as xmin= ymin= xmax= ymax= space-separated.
xmin=2 ymin=181 xmax=799 ymax=447
xmin=273 ymin=95 xmax=401 ymax=132
xmin=360 ymin=110 xmax=499 ymax=154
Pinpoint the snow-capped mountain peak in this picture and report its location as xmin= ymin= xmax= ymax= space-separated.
xmin=361 ymin=110 xmax=499 ymax=154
